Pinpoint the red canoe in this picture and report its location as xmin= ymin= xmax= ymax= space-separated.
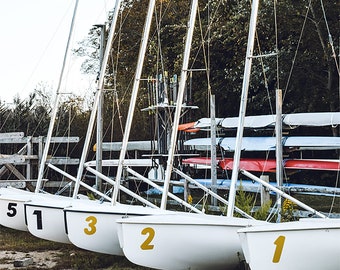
xmin=182 ymin=157 xmax=340 ymax=172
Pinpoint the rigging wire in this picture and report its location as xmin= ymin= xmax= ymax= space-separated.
xmin=196 ymin=2 xmax=211 ymax=184
xmin=154 ymin=0 xmax=169 ymax=102
xmin=323 ymin=0 xmax=340 ymax=213
xmin=282 ymin=0 xmax=311 ymax=102
xmin=253 ymin=30 xmax=274 ymax=115
xmin=104 ymin=10 xmax=125 ymax=179
xmin=329 ymin=151 xmax=340 ymax=215
xmin=319 ymin=0 xmax=340 ymax=75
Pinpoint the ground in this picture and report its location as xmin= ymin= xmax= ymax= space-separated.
xmin=0 ymin=250 xmax=61 ymax=269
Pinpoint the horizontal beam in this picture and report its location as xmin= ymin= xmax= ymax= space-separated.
xmin=0 ymin=136 xmax=79 ymax=144
xmin=85 ymin=159 xmax=153 ymax=167
xmin=0 ymin=132 xmax=24 ymax=139
xmin=96 ymin=141 xmax=158 ymax=151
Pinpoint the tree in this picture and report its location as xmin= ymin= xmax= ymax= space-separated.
xmin=2 ymin=0 xmax=338 ymax=141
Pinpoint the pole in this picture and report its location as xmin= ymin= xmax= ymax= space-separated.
xmin=112 ymin=0 xmax=156 ymax=205
xmin=35 ymin=0 xmax=79 ymax=193
xmin=95 ymin=24 xmax=106 ymax=192
xmin=160 ymin=0 xmax=198 ymax=209
xmin=276 ymin=89 xmax=283 ymax=222
xmin=72 ymin=0 xmax=122 ymax=198
xmin=210 ymin=95 xmax=217 ymax=205
xmin=227 ymin=0 xmax=259 ymax=217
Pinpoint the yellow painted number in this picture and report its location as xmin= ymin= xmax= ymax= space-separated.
xmin=84 ymin=216 xmax=97 ymax=235
xmin=272 ymin=235 xmax=286 ymax=263
xmin=140 ymin=227 xmax=155 ymax=250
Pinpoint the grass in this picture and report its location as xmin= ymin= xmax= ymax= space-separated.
xmin=0 ymin=226 xmax=150 ymax=270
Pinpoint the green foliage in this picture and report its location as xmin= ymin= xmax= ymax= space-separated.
xmin=234 ymin=183 xmax=272 ymax=221
xmin=86 ymin=192 xmax=96 ymax=200
xmin=253 ymin=199 xmax=272 ymax=221
xmin=233 ymin=187 xmax=299 ymax=222
xmin=235 ymin=184 xmax=255 ymax=216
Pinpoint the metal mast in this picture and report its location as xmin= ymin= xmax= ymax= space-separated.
xmin=227 ymin=0 xmax=260 ymax=217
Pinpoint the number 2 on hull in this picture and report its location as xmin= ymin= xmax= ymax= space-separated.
xmin=140 ymin=227 xmax=155 ymax=250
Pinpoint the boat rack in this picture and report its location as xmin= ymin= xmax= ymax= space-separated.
xmin=0 ymin=132 xmax=79 ymax=189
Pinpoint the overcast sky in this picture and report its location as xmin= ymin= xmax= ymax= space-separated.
xmin=0 ymin=0 xmax=116 ymax=103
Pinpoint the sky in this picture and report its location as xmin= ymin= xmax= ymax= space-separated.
xmin=0 ymin=0 xmax=117 ymax=104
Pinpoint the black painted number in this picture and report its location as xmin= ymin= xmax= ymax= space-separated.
xmin=7 ymin=203 xmax=17 ymax=217
xmin=33 ymin=210 xmax=43 ymax=230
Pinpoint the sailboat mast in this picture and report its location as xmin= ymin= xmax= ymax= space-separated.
xmin=96 ymin=24 xmax=106 ymax=192
xmin=35 ymin=0 xmax=79 ymax=193
xmin=72 ymin=0 xmax=122 ymax=198
xmin=210 ymin=95 xmax=217 ymax=205
xmin=111 ymin=0 xmax=156 ymax=205
xmin=160 ymin=0 xmax=198 ymax=210
xmin=226 ymin=0 xmax=260 ymax=217
xmin=276 ymin=89 xmax=283 ymax=222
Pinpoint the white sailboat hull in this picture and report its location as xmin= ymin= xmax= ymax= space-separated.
xmin=117 ymin=213 xmax=267 ymax=270
xmin=0 ymin=187 xmax=34 ymax=231
xmin=64 ymin=201 xmax=170 ymax=255
xmin=24 ymin=195 xmax=74 ymax=244
xmin=238 ymin=218 xmax=340 ymax=270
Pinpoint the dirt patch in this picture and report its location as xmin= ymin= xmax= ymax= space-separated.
xmin=0 ymin=250 xmax=61 ymax=270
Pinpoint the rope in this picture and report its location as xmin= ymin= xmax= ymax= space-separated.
xmin=328 ymin=151 xmax=340 ymax=214
xmin=282 ymin=0 xmax=311 ymax=102
xmin=274 ymin=0 xmax=280 ymax=94
xmin=319 ymin=0 xmax=340 ymax=75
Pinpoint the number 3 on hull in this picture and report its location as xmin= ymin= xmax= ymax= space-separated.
xmin=84 ymin=216 xmax=97 ymax=235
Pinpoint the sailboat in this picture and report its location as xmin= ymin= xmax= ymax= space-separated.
xmin=0 ymin=0 xmax=83 ymax=237
xmin=1 ymin=0 xmax=116 ymax=244
xmin=237 ymin=218 xmax=340 ymax=270
xmin=62 ymin=0 xmax=202 ymax=255
xmin=21 ymin=0 xmax=121 ymax=245
xmin=0 ymin=187 xmax=33 ymax=231
xmin=234 ymin=167 xmax=340 ymax=270
xmin=20 ymin=0 xmax=168 ymax=249
xmin=0 ymin=0 xmax=129 ymax=245
xmin=115 ymin=1 xmax=272 ymax=269
xmin=229 ymin=1 xmax=340 ymax=269
xmin=235 ymin=15 xmax=340 ymax=270
xmin=116 ymin=1 xmax=337 ymax=269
